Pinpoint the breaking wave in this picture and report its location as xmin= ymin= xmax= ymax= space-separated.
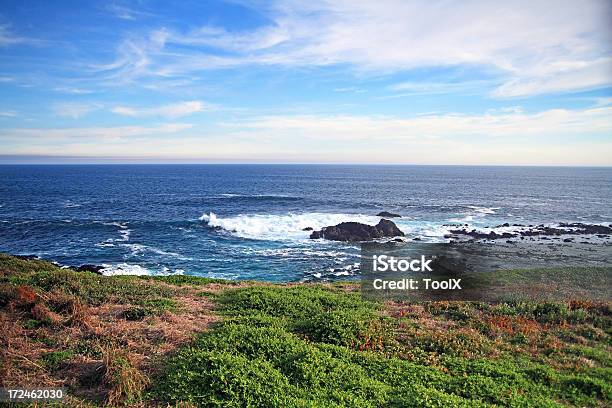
xmin=199 ymin=212 xmax=379 ymax=241
xmin=448 ymin=206 xmax=500 ymax=222
xmin=199 ymin=211 xmax=462 ymax=242
xmin=100 ymin=263 xmax=185 ymax=276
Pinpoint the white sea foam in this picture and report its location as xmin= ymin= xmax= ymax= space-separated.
xmin=448 ymin=215 xmax=474 ymax=222
xmin=100 ymin=263 xmax=185 ymax=276
xmin=329 ymin=262 xmax=360 ymax=276
xmin=63 ymin=201 xmax=82 ymax=208
xmin=394 ymin=221 xmax=452 ymax=242
xmin=119 ymin=229 xmax=131 ymax=241
xmin=448 ymin=206 xmax=500 ymax=222
xmin=467 ymin=206 xmax=500 ymax=215
xmin=199 ymin=212 xmax=380 ymax=241
xmin=96 ymin=221 xmax=131 ymax=243
xmin=95 ymin=242 xmax=115 ymax=248
xmin=199 ymin=211 xmax=460 ymax=243
xmin=123 ymin=243 xmax=193 ymax=260
xmin=100 ymin=263 xmax=152 ymax=276
xmin=241 ymin=247 xmax=353 ymax=258
xmin=218 ymin=193 xmax=298 ymax=199
xmin=101 ymin=221 xmax=129 ymax=229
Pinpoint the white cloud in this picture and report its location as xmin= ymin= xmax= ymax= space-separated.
xmin=493 ymin=58 xmax=612 ymax=97
xmin=227 ymin=107 xmax=612 ymax=141
xmin=101 ymin=0 xmax=612 ymax=96
xmin=53 ymin=86 xmax=94 ymax=95
xmin=52 ymin=102 xmax=102 ymax=119
xmin=0 ymin=110 xmax=17 ymax=117
xmin=110 ymin=100 xmax=207 ymax=118
xmin=1 ymin=123 xmax=193 ymax=141
xmin=2 ymin=107 xmax=610 ymax=165
xmin=0 ymin=24 xmax=27 ymax=46
xmin=105 ymin=2 xmax=152 ymax=20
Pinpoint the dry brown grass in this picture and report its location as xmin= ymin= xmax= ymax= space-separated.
xmin=102 ymin=346 xmax=150 ymax=406
xmin=1 ymin=279 xmax=221 ymax=406
xmin=484 ymin=314 xmax=542 ymax=337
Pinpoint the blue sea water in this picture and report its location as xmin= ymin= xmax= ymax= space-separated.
xmin=0 ymin=165 xmax=610 ymax=282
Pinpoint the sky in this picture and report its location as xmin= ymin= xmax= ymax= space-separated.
xmin=0 ymin=0 xmax=611 ymax=165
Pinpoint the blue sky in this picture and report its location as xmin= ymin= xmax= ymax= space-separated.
xmin=0 ymin=0 xmax=611 ymax=165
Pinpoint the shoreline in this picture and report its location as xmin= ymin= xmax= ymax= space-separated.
xmin=5 ymin=220 xmax=611 ymax=281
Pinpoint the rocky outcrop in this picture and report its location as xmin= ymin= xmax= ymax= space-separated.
xmin=448 ymin=222 xmax=612 ymax=241
xmin=376 ymin=211 xmax=401 ymax=218
xmin=310 ymin=219 xmax=404 ymax=242
xmin=448 ymin=229 xmax=518 ymax=240
xmin=75 ymin=264 xmax=104 ymax=274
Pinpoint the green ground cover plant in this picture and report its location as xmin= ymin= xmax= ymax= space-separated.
xmin=0 ymin=254 xmax=610 ymax=407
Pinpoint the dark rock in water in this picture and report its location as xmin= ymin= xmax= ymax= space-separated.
xmin=310 ymin=219 xmax=404 ymax=242
xmin=376 ymin=219 xmax=404 ymax=237
xmin=558 ymin=223 xmax=612 ymax=235
xmin=377 ymin=211 xmax=401 ymax=218
xmin=448 ymin=228 xmax=518 ymax=240
xmin=75 ymin=264 xmax=104 ymax=274
xmin=449 ymin=222 xmax=612 ymax=242
xmin=15 ymin=254 xmax=40 ymax=260
xmin=563 ymin=238 xmax=573 ymax=242
xmin=302 ymin=227 xmax=313 ymax=231
xmin=413 ymin=237 xmax=422 ymax=241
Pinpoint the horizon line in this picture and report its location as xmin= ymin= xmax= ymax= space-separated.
xmin=0 ymin=155 xmax=611 ymax=167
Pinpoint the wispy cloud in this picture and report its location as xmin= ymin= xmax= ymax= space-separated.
xmin=387 ymin=79 xmax=493 ymax=96
xmin=1 ymin=123 xmax=193 ymax=140
xmin=226 ymin=106 xmax=612 ymax=141
xmin=0 ymin=24 xmax=28 ymax=46
xmin=0 ymin=110 xmax=18 ymax=117
xmin=52 ymin=102 xmax=102 ymax=119
xmin=99 ymin=0 xmax=612 ymax=97
xmin=105 ymin=2 xmax=152 ymax=20
xmin=110 ymin=100 xmax=208 ymax=118
xmin=53 ymin=86 xmax=95 ymax=95
xmin=492 ymin=57 xmax=612 ymax=98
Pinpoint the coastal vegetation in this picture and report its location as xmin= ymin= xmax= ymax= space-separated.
xmin=0 ymin=253 xmax=610 ymax=407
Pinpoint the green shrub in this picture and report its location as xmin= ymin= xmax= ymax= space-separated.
xmin=144 ymin=275 xmax=231 ymax=286
xmin=155 ymin=350 xmax=294 ymax=407
xmin=42 ymin=350 xmax=74 ymax=370
xmin=218 ymin=286 xmax=378 ymax=321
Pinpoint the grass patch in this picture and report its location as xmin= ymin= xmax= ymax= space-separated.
xmin=42 ymin=350 xmax=74 ymax=370
xmin=153 ymin=286 xmax=611 ymax=407
xmin=1 ymin=254 xmax=610 ymax=407
xmin=143 ymin=274 xmax=234 ymax=286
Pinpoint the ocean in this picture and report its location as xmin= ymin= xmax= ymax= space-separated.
xmin=0 ymin=165 xmax=610 ymax=282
